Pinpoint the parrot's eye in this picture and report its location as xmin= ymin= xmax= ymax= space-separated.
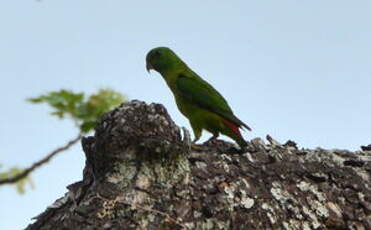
xmin=154 ymin=50 xmax=161 ymax=57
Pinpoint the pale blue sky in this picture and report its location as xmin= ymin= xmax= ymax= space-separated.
xmin=1 ymin=1 xmax=370 ymax=229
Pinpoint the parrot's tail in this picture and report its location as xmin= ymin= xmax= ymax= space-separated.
xmin=222 ymin=119 xmax=242 ymax=137
xmin=222 ymin=119 xmax=248 ymax=148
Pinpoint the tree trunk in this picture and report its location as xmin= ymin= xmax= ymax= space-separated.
xmin=26 ymin=100 xmax=371 ymax=230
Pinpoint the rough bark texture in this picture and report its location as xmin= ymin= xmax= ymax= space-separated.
xmin=26 ymin=100 xmax=371 ymax=230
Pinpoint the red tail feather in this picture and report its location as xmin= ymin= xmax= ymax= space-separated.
xmin=222 ymin=119 xmax=242 ymax=137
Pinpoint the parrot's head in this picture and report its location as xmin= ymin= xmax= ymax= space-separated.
xmin=146 ymin=47 xmax=183 ymax=76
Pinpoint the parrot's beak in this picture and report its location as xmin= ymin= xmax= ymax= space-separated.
xmin=146 ymin=60 xmax=154 ymax=73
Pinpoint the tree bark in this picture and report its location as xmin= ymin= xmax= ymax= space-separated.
xmin=26 ymin=100 xmax=371 ymax=230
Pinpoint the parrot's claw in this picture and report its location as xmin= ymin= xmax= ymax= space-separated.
xmin=192 ymin=137 xmax=200 ymax=143
xmin=190 ymin=135 xmax=205 ymax=151
xmin=206 ymin=134 xmax=219 ymax=143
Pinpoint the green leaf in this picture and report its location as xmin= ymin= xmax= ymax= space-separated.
xmin=0 ymin=167 xmax=34 ymax=194
xmin=80 ymin=121 xmax=97 ymax=133
xmin=27 ymin=97 xmax=44 ymax=103
xmin=28 ymin=88 xmax=127 ymax=133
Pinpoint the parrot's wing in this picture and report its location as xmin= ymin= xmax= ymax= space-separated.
xmin=176 ymin=74 xmax=252 ymax=131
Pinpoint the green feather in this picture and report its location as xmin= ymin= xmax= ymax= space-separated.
xmin=176 ymin=74 xmax=251 ymax=131
xmin=146 ymin=47 xmax=251 ymax=148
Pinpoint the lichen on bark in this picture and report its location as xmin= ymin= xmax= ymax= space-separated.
xmin=26 ymin=100 xmax=371 ymax=230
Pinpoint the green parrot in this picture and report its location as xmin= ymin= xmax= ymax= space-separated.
xmin=146 ymin=47 xmax=251 ymax=148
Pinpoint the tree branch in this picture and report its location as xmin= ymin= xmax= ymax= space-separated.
xmin=0 ymin=134 xmax=82 ymax=185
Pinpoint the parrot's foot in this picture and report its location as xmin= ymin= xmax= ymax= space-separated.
xmin=204 ymin=136 xmax=222 ymax=146
xmin=226 ymin=146 xmax=246 ymax=154
xmin=191 ymin=136 xmax=205 ymax=151
xmin=206 ymin=134 xmax=219 ymax=143
xmin=191 ymin=143 xmax=205 ymax=151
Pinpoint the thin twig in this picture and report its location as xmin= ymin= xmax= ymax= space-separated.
xmin=0 ymin=134 xmax=82 ymax=185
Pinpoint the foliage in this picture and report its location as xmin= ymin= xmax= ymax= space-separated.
xmin=0 ymin=166 xmax=34 ymax=194
xmin=0 ymin=88 xmax=126 ymax=194
xmin=28 ymin=89 xmax=126 ymax=133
